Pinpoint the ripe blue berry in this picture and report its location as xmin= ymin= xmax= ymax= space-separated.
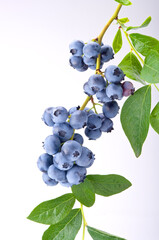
xmin=69 ymin=56 xmax=85 ymax=70
xmin=60 ymin=180 xmax=72 ymax=188
xmin=105 ymin=65 xmax=125 ymax=83
xmin=106 ymin=83 xmax=123 ymax=100
xmin=88 ymin=74 xmax=106 ymax=94
xmin=85 ymin=127 xmax=102 ymax=140
xmin=48 ymin=164 xmax=66 ymax=182
xmin=66 ymin=165 xmax=87 ymax=185
xmin=101 ymin=45 xmax=114 ymax=62
xmin=61 ymin=140 xmax=82 ymax=162
xmin=83 ymin=42 xmax=101 ymax=58
xmin=69 ymin=110 xmax=88 ymax=129
xmin=73 ymin=133 xmax=84 ymax=145
xmin=42 ymin=107 xmax=54 ymax=127
xmin=43 ymin=135 xmax=61 ymax=155
xmin=53 ymin=122 xmax=74 ymax=142
xmin=37 ymin=153 xmax=53 ymax=172
xmin=83 ymin=82 xmax=95 ymax=96
xmin=100 ymin=117 xmax=113 ymax=132
xmin=69 ymin=40 xmax=84 ymax=56
xmin=52 ymin=106 xmax=68 ymax=123
xmin=96 ymin=89 xmax=112 ymax=103
xmin=42 ymin=173 xmax=58 ymax=186
xmin=68 ymin=106 xmax=80 ymax=115
xmin=122 ymin=81 xmax=135 ymax=97
xmin=83 ymin=56 xmax=96 ymax=66
xmin=102 ymin=101 xmax=119 ymax=118
xmin=53 ymin=152 xmax=74 ymax=171
xmin=87 ymin=113 xmax=102 ymax=130
xmin=76 ymin=147 xmax=95 ymax=168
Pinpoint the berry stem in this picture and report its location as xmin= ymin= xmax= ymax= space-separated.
xmin=118 ymin=23 xmax=144 ymax=65
xmin=80 ymin=203 xmax=87 ymax=240
xmin=91 ymin=97 xmax=98 ymax=114
xmin=80 ymin=96 xmax=92 ymax=111
xmin=96 ymin=3 xmax=122 ymax=72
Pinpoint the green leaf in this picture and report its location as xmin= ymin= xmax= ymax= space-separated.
xmin=114 ymin=0 xmax=132 ymax=6
xmin=118 ymin=52 xmax=144 ymax=84
xmin=118 ymin=17 xmax=129 ymax=24
xmin=150 ymin=102 xmax=159 ymax=134
xmin=121 ymin=85 xmax=151 ymax=157
xmin=129 ymin=33 xmax=159 ymax=56
xmin=27 ymin=193 xmax=75 ymax=225
xmin=140 ymin=50 xmax=159 ymax=83
xmin=42 ymin=209 xmax=82 ymax=240
xmin=126 ymin=16 xmax=151 ymax=31
xmin=71 ymin=179 xmax=95 ymax=207
xmin=86 ymin=174 xmax=131 ymax=197
xmin=87 ymin=226 xmax=126 ymax=240
xmin=113 ymin=28 xmax=123 ymax=54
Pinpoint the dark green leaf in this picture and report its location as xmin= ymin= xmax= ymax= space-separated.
xmin=27 ymin=193 xmax=75 ymax=225
xmin=87 ymin=226 xmax=126 ymax=240
xmin=114 ymin=0 xmax=132 ymax=6
xmin=121 ymin=85 xmax=151 ymax=157
xmin=86 ymin=174 xmax=131 ymax=197
xmin=118 ymin=52 xmax=144 ymax=84
xmin=129 ymin=33 xmax=159 ymax=56
xmin=126 ymin=16 xmax=151 ymax=31
xmin=42 ymin=209 xmax=82 ymax=240
xmin=72 ymin=179 xmax=95 ymax=207
xmin=150 ymin=102 xmax=159 ymax=134
xmin=113 ymin=28 xmax=123 ymax=54
xmin=140 ymin=50 xmax=159 ymax=83
xmin=118 ymin=17 xmax=129 ymax=24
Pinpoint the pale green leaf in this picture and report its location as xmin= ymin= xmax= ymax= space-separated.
xmin=113 ymin=28 xmax=123 ymax=54
xmin=150 ymin=102 xmax=159 ymax=134
xmin=126 ymin=16 xmax=151 ymax=31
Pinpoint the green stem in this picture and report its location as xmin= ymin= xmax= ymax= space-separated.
xmin=154 ymin=84 xmax=159 ymax=92
xmin=96 ymin=3 xmax=122 ymax=71
xmin=80 ymin=96 xmax=92 ymax=111
xmin=81 ymin=204 xmax=87 ymax=240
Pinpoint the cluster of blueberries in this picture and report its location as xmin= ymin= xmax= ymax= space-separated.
xmin=37 ymin=40 xmax=135 ymax=188
xmin=37 ymin=106 xmax=96 ymax=187
xmin=69 ymin=40 xmax=114 ymax=71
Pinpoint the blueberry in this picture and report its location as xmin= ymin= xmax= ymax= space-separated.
xmin=37 ymin=153 xmax=53 ymax=172
xmin=102 ymin=101 xmax=119 ymax=118
xmin=83 ymin=56 xmax=96 ymax=66
xmin=69 ymin=110 xmax=88 ymax=129
xmin=61 ymin=140 xmax=82 ymax=162
xmin=69 ymin=56 xmax=84 ymax=69
xmin=73 ymin=133 xmax=84 ymax=145
xmin=76 ymin=147 xmax=95 ymax=168
xmin=53 ymin=152 xmax=74 ymax=171
xmin=84 ymin=107 xmax=94 ymax=116
xmin=106 ymin=83 xmax=123 ymax=100
xmin=42 ymin=172 xmax=58 ymax=186
xmin=100 ymin=117 xmax=113 ymax=132
xmin=83 ymin=42 xmax=101 ymax=58
xmin=88 ymin=74 xmax=106 ymax=94
xmin=101 ymin=45 xmax=114 ymax=62
xmin=76 ymin=63 xmax=88 ymax=72
xmin=83 ymin=82 xmax=95 ymax=96
xmin=52 ymin=106 xmax=68 ymax=123
xmin=42 ymin=107 xmax=54 ymax=127
xmin=122 ymin=81 xmax=135 ymax=97
xmin=68 ymin=106 xmax=80 ymax=115
xmin=53 ymin=122 xmax=74 ymax=142
xmin=96 ymin=89 xmax=112 ymax=103
xmin=69 ymin=40 xmax=84 ymax=56
xmin=60 ymin=180 xmax=72 ymax=188
xmin=105 ymin=65 xmax=125 ymax=83
xmin=48 ymin=164 xmax=66 ymax=182
xmin=43 ymin=135 xmax=61 ymax=155
xmin=66 ymin=165 xmax=87 ymax=185
xmin=87 ymin=113 xmax=102 ymax=130
xmin=85 ymin=127 xmax=102 ymax=140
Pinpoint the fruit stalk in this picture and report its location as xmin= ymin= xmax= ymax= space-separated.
xmin=80 ymin=203 xmax=87 ymax=240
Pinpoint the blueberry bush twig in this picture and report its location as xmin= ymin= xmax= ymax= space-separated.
xmin=27 ymin=0 xmax=159 ymax=239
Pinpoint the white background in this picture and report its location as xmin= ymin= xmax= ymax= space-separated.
xmin=0 ymin=0 xmax=159 ymax=239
